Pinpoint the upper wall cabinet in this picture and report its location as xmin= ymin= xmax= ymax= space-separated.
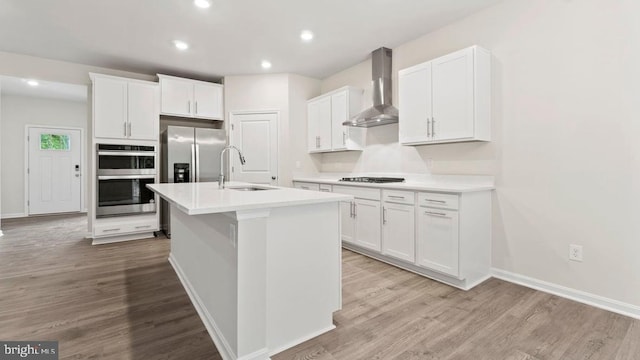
xmin=158 ymin=74 xmax=224 ymax=120
xmin=90 ymin=73 xmax=159 ymax=141
xmin=307 ymin=86 xmax=364 ymax=153
xmin=399 ymin=45 xmax=491 ymax=145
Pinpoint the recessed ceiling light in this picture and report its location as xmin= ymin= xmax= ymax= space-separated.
xmin=173 ymin=40 xmax=189 ymax=51
xmin=194 ymin=0 xmax=211 ymax=8
xmin=261 ymin=60 xmax=272 ymax=69
xmin=26 ymin=79 xmax=39 ymax=87
xmin=300 ymin=30 xmax=314 ymax=42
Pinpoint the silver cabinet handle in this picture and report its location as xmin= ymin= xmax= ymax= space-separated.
xmin=195 ymin=101 xmax=198 ymax=115
xmin=195 ymin=144 xmax=201 ymax=182
xmin=320 ymin=189 xmax=330 ymax=192
xmin=135 ymin=225 xmax=151 ymax=229
xmin=353 ymin=202 xmax=357 ymax=217
xmin=425 ymin=199 xmax=446 ymax=203
xmin=190 ymin=144 xmax=196 ymax=182
xmin=427 ymin=118 xmax=431 ymax=137
xmin=123 ymin=122 xmax=127 ymax=137
xmin=103 ymin=228 xmax=121 ymax=232
xmin=350 ymin=202 xmax=354 ymax=218
xmin=343 ymin=132 xmax=346 ymax=145
xmin=432 ymin=117 xmax=436 ymax=137
xmin=127 ymin=122 xmax=131 ymax=137
xmin=301 ymin=186 xmax=309 ymax=190
xmin=315 ymin=136 xmax=320 ymax=148
xmin=383 ymin=207 xmax=387 ymax=224
xmin=425 ymin=211 xmax=447 ymax=217
xmin=188 ymin=100 xmax=191 ymax=114
xmin=388 ymin=195 xmax=405 ymax=200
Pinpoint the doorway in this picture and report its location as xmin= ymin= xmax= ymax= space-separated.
xmin=27 ymin=126 xmax=83 ymax=215
xmin=229 ymin=111 xmax=278 ymax=185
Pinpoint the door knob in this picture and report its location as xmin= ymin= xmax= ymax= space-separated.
xmin=271 ymin=176 xmax=276 ymax=180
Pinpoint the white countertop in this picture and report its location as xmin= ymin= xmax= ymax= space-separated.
xmin=293 ymin=175 xmax=495 ymax=193
xmin=148 ymin=181 xmax=352 ymax=215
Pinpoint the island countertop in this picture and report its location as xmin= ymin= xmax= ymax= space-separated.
xmin=147 ymin=181 xmax=352 ymax=215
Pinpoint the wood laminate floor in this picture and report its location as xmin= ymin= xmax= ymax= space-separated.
xmin=1 ymin=214 xmax=638 ymax=360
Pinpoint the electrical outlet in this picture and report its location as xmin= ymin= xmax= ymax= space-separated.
xmin=569 ymin=244 xmax=583 ymax=262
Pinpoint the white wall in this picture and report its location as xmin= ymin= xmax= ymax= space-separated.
xmin=288 ymin=74 xmax=322 ymax=177
xmin=224 ymin=73 xmax=321 ymax=186
xmin=1 ymin=95 xmax=88 ymax=217
xmin=318 ymin=0 xmax=640 ymax=308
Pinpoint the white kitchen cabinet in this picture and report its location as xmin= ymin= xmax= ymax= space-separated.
xmin=158 ymin=74 xmax=224 ymax=120
xmin=91 ymin=73 xmax=158 ymax=141
xmin=382 ymin=202 xmax=415 ymax=262
xmin=354 ymin=199 xmax=382 ymax=251
xmin=308 ymin=86 xmax=364 ymax=153
xmin=416 ymin=207 xmax=459 ymax=277
xmin=399 ymin=45 xmax=490 ymax=145
xmin=307 ymin=96 xmax=332 ymax=152
xmin=340 ymin=200 xmax=356 ymax=245
xmin=382 ymin=190 xmax=416 ymax=262
xmin=293 ymin=182 xmax=320 ymax=191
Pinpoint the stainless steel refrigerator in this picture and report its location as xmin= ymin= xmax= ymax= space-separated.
xmin=161 ymin=126 xmax=226 ymax=236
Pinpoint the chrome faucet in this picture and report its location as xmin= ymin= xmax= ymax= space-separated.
xmin=219 ymin=146 xmax=246 ymax=188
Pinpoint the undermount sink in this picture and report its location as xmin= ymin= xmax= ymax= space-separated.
xmin=227 ymin=186 xmax=275 ymax=192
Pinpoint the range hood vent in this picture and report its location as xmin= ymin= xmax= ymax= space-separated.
xmin=343 ymin=47 xmax=399 ymax=128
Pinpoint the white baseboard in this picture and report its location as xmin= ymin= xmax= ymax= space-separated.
xmin=170 ymin=253 xmax=253 ymax=360
xmin=492 ymin=268 xmax=640 ymax=320
xmin=1 ymin=212 xmax=27 ymax=219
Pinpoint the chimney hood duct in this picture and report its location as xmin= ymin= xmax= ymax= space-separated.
xmin=343 ymin=47 xmax=399 ymax=128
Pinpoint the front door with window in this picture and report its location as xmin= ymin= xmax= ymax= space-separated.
xmin=28 ymin=127 xmax=82 ymax=215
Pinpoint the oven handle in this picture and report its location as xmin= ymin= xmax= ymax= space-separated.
xmin=98 ymin=175 xmax=156 ymax=180
xmin=97 ymin=151 xmax=156 ymax=156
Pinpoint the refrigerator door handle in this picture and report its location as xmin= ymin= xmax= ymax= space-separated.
xmin=190 ymin=144 xmax=196 ymax=182
xmin=195 ymin=144 xmax=201 ymax=182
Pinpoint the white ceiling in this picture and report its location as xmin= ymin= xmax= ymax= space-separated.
xmin=0 ymin=0 xmax=502 ymax=81
xmin=0 ymin=76 xmax=87 ymax=102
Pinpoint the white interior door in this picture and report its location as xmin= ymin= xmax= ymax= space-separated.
xmin=28 ymin=127 xmax=82 ymax=215
xmin=230 ymin=112 xmax=278 ymax=185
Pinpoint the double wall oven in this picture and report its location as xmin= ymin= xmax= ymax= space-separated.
xmin=96 ymin=144 xmax=157 ymax=217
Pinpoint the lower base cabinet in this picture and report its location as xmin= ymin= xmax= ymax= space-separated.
xmin=354 ymin=199 xmax=381 ymax=252
xmin=293 ymin=180 xmax=491 ymax=290
xmin=382 ymin=202 xmax=415 ymax=263
xmin=416 ymin=207 xmax=459 ymax=277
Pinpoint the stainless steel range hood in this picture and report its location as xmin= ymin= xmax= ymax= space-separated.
xmin=343 ymin=47 xmax=399 ymax=128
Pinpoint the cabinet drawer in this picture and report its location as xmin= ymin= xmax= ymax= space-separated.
xmin=294 ymin=182 xmax=320 ymax=191
xmin=382 ymin=190 xmax=415 ymax=205
xmin=318 ymin=184 xmax=332 ymax=192
xmin=94 ymin=219 xmax=157 ymax=237
xmin=333 ymin=185 xmax=381 ymax=201
xmin=417 ymin=192 xmax=459 ymax=210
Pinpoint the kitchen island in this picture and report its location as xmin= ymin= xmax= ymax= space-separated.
xmin=147 ymin=182 xmax=351 ymax=360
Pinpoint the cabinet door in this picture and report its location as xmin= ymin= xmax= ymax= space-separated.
xmin=431 ymin=47 xmax=474 ymax=141
xmin=307 ymin=97 xmax=331 ymax=152
xmin=331 ymin=91 xmax=348 ymax=150
xmin=193 ymin=83 xmax=223 ymax=120
xmin=340 ymin=200 xmax=356 ymax=245
xmin=399 ymin=63 xmax=432 ymax=144
xmin=128 ymin=82 xmax=158 ymax=140
xmin=382 ymin=203 xmax=415 ymax=262
xmin=354 ymin=199 xmax=381 ymax=251
xmin=94 ymin=77 xmax=127 ymax=139
xmin=416 ymin=208 xmax=459 ymax=277
xmin=160 ymin=77 xmax=193 ymax=117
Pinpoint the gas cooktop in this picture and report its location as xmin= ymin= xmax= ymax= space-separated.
xmin=339 ymin=177 xmax=405 ymax=183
